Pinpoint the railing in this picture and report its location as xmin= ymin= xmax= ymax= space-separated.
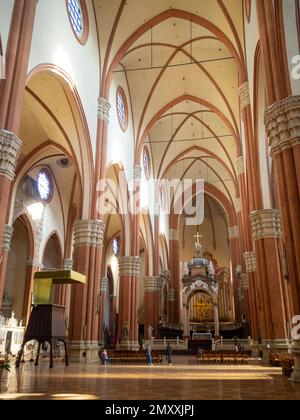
xmin=143 ymin=337 xmax=188 ymax=351
xmin=214 ymin=337 xmax=253 ymax=350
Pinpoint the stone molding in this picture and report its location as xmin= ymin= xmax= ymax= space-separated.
xmin=238 ymin=82 xmax=250 ymax=109
xmin=63 ymin=258 xmax=73 ymax=270
xmin=0 ymin=130 xmax=22 ymax=181
xmin=144 ymin=276 xmax=162 ymax=293
xmin=169 ymin=229 xmax=179 ymax=241
xmin=118 ymin=256 xmax=141 ymax=277
xmin=265 ymin=96 xmax=300 ymax=157
xmin=98 ymin=97 xmax=111 ymax=122
xmin=2 ymin=225 xmax=14 ymax=252
xmin=228 ymin=225 xmax=239 ymax=239
xmin=250 ymin=209 xmax=281 ymax=240
xmin=133 ymin=164 xmax=142 ymax=180
xmin=243 ymin=252 xmax=257 ymax=273
xmin=100 ymin=277 xmax=108 ymax=293
xmin=240 ymin=273 xmax=249 ymax=290
xmin=73 ymin=220 xmax=105 ymax=248
xmin=168 ymin=289 xmax=175 ymax=302
xmin=236 ymin=156 xmax=245 ymax=176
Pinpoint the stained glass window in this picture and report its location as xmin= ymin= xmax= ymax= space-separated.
xmin=116 ymin=87 xmax=128 ymax=131
xmin=113 ymin=238 xmax=119 ymax=256
xmin=68 ymin=0 xmax=84 ymax=38
xmin=143 ymin=147 xmax=151 ymax=179
xmin=37 ymin=170 xmax=53 ymax=203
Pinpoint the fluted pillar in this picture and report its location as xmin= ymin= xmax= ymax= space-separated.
xmin=169 ymin=228 xmax=180 ymax=326
xmin=250 ymin=210 xmax=289 ymax=349
xmin=118 ymin=256 xmax=141 ymax=351
xmin=98 ymin=277 xmax=108 ymax=347
xmin=265 ymin=96 xmax=300 ymax=317
xmin=69 ymin=220 xmax=105 ymax=361
xmin=144 ymin=276 xmax=161 ymax=339
xmin=0 ymin=133 xmax=22 ymax=303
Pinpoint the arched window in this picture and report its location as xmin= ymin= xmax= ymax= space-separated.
xmin=113 ymin=238 xmax=119 ymax=257
xmin=37 ymin=169 xmax=53 ymax=204
xmin=66 ymin=0 xmax=89 ymax=44
xmin=116 ymin=86 xmax=128 ymax=132
xmin=143 ymin=146 xmax=151 ymax=179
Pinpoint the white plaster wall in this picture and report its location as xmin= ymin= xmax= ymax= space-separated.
xmin=282 ymin=0 xmax=300 ymax=95
xmin=107 ymin=75 xmax=135 ymax=183
xmin=28 ymin=0 xmax=100 ymax=157
xmin=0 ymin=0 xmax=14 ymax=54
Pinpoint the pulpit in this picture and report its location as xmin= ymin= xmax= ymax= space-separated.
xmin=16 ymin=270 xmax=86 ymax=369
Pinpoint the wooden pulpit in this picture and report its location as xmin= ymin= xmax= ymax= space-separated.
xmin=16 ymin=270 xmax=86 ymax=369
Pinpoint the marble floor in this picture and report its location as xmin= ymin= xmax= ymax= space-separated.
xmin=1 ymin=357 xmax=300 ymax=400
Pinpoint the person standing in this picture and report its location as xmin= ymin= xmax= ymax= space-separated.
xmin=166 ymin=344 xmax=173 ymax=366
xmin=145 ymin=345 xmax=153 ymax=366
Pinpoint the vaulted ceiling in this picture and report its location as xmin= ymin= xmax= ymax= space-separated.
xmin=94 ymin=0 xmax=246 ymax=214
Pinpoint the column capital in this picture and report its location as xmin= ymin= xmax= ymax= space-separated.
xmin=238 ymin=82 xmax=250 ymax=109
xmin=0 ymin=130 xmax=22 ymax=181
xmin=169 ymin=229 xmax=179 ymax=241
xmin=98 ymin=97 xmax=111 ymax=122
xmin=63 ymin=258 xmax=73 ymax=270
xmin=118 ymin=256 xmax=141 ymax=277
xmin=236 ymin=156 xmax=245 ymax=176
xmin=168 ymin=289 xmax=175 ymax=302
xmin=265 ymin=95 xmax=300 ymax=157
xmin=73 ymin=220 xmax=105 ymax=248
xmin=2 ymin=225 xmax=14 ymax=252
xmin=144 ymin=276 xmax=162 ymax=292
xmin=243 ymin=252 xmax=257 ymax=273
xmin=100 ymin=277 xmax=109 ymax=293
xmin=133 ymin=164 xmax=142 ymax=180
xmin=228 ymin=225 xmax=239 ymax=239
xmin=250 ymin=209 xmax=281 ymax=240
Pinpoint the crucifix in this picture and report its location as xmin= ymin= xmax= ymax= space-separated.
xmin=194 ymin=232 xmax=203 ymax=257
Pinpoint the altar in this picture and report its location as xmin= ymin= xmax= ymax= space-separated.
xmin=182 ymin=233 xmax=220 ymax=339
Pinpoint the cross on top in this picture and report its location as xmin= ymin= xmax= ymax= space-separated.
xmin=194 ymin=232 xmax=204 ymax=257
xmin=194 ymin=232 xmax=203 ymax=244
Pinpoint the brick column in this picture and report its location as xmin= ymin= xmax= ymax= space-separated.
xmin=118 ymin=256 xmax=141 ymax=351
xmin=169 ymin=228 xmax=180 ymax=326
xmin=250 ymin=210 xmax=289 ymax=351
xmin=69 ymin=220 xmax=105 ymax=361
xmin=98 ymin=277 xmax=108 ymax=347
xmin=144 ymin=276 xmax=161 ymax=339
xmin=265 ymin=96 xmax=300 ymax=317
xmin=0 ymin=133 xmax=22 ymax=303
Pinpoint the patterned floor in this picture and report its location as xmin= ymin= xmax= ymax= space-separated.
xmin=1 ymin=357 xmax=300 ymax=400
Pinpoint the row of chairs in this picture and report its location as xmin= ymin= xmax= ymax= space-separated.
xmin=197 ymin=352 xmax=249 ymax=365
xmin=107 ymin=351 xmax=163 ymax=365
xmin=269 ymin=353 xmax=294 ymax=378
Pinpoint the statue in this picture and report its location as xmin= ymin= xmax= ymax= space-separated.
xmin=7 ymin=311 xmax=18 ymax=327
xmin=208 ymin=261 xmax=215 ymax=278
xmin=184 ymin=262 xmax=189 ymax=276
xmin=148 ymin=325 xmax=154 ymax=339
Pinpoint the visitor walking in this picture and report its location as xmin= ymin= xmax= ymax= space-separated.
xmin=145 ymin=345 xmax=153 ymax=366
xmin=166 ymin=344 xmax=173 ymax=366
xmin=101 ymin=349 xmax=109 ymax=366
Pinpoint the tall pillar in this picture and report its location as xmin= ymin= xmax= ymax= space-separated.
xmin=265 ymin=96 xmax=300 ymax=317
xmin=98 ymin=277 xmax=108 ymax=347
xmin=69 ymin=220 xmax=105 ymax=362
xmin=0 ymin=133 xmax=22 ymax=303
xmin=118 ymin=256 xmax=141 ymax=351
xmin=250 ymin=210 xmax=289 ymax=350
xmin=169 ymin=228 xmax=180 ymax=326
xmin=228 ymin=224 xmax=242 ymax=322
xmin=144 ymin=276 xmax=161 ymax=339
